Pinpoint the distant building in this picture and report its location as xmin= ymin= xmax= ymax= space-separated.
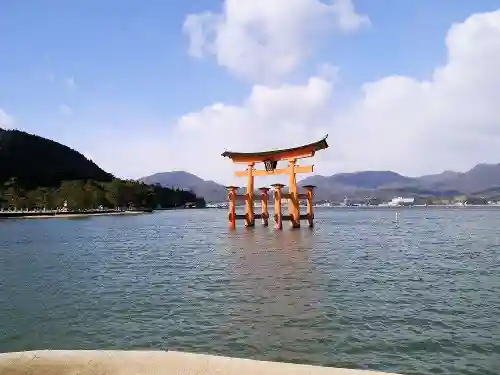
xmin=365 ymin=197 xmax=382 ymax=206
xmin=388 ymin=197 xmax=414 ymax=206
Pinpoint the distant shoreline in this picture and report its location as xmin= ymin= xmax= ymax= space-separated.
xmin=0 ymin=209 xmax=153 ymax=220
xmin=207 ymin=204 xmax=500 ymax=209
xmin=313 ymin=205 xmax=500 ymax=209
xmin=319 ymin=204 xmax=500 ymax=208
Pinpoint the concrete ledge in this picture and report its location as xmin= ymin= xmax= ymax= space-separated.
xmin=0 ymin=350 xmax=402 ymax=375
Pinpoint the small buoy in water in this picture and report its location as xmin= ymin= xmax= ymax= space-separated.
xmin=395 ymin=212 xmax=400 ymax=222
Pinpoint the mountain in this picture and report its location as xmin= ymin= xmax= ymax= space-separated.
xmin=299 ymin=164 xmax=500 ymax=201
xmin=436 ymin=164 xmax=500 ymax=193
xmin=139 ymin=171 xmax=227 ymax=202
xmin=142 ymin=162 xmax=500 ymax=203
xmin=0 ymin=128 xmax=114 ymax=189
xmin=0 ymin=128 xmax=203 ymax=210
xmin=298 ymin=171 xmax=414 ymax=200
xmin=390 ymin=164 xmax=500 ymax=195
xmin=418 ymin=170 xmax=461 ymax=184
xmin=327 ymin=171 xmax=414 ymax=189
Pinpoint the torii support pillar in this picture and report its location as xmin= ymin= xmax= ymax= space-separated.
xmin=226 ymin=186 xmax=238 ymax=229
xmin=302 ymin=185 xmax=316 ymax=228
xmin=259 ymin=187 xmax=270 ymax=227
xmin=271 ymin=183 xmax=284 ymax=230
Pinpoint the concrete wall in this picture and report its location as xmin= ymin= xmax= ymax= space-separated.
xmin=0 ymin=350 xmax=402 ymax=375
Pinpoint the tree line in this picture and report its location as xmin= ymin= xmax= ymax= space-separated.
xmin=0 ymin=178 xmax=205 ymax=211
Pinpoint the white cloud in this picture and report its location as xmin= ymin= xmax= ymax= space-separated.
xmin=171 ymin=10 xmax=500 ymax=181
xmin=183 ymin=0 xmax=369 ymax=83
xmin=59 ymin=104 xmax=73 ymax=116
xmin=170 ymin=77 xmax=334 ymax=183
xmin=64 ymin=76 xmax=76 ymax=90
xmin=330 ymin=0 xmax=371 ymax=32
xmin=316 ymin=62 xmax=339 ymax=81
xmin=88 ymin=10 xmax=500 ymax=187
xmin=0 ymin=108 xmax=15 ymax=129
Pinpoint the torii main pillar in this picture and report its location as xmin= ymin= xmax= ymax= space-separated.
xmin=245 ymin=162 xmax=255 ymax=227
xmin=287 ymin=159 xmax=300 ymax=228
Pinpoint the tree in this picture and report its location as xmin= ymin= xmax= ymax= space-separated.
xmin=0 ymin=178 xmax=206 ymax=212
xmin=0 ymin=129 xmax=206 ymax=210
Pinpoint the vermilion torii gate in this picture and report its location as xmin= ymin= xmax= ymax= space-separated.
xmin=222 ymin=136 xmax=329 ymax=230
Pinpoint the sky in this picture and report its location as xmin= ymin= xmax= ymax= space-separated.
xmin=2 ymin=0 xmax=500 ymax=185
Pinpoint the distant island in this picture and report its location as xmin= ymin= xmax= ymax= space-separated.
xmin=0 ymin=128 xmax=205 ymax=213
xmin=5 ymin=125 xmax=500 ymax=211
xmin=140 ymin=165 xmax=500 ymax=204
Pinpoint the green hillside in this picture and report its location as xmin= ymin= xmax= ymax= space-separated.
xmin=0 ymin=128 xmax=204 ymax=210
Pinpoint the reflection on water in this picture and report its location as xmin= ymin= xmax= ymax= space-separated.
xmin=220 ymin=229 xmax=326 ymax=360
xmin=0 ymin=208 xmax=499 ymax=375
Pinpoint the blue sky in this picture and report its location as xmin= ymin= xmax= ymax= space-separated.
xmin=1 ymin=1 xmax=500 ymax=182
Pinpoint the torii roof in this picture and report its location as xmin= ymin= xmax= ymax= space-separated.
xmin=221 ymin=135 xmax=328 ymax=163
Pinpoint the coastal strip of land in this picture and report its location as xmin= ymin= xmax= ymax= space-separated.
xmin=0 ymin=209 xmax=153 ymax=220
xmin=0 ymin=350 xmax=401 ymax=375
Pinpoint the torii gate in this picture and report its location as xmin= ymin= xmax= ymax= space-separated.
xmin=222 ymin=135 xmax=329 ymax=230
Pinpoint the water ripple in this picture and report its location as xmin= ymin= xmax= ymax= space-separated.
xmin=0 ymin=208 xmax=499 ymax=374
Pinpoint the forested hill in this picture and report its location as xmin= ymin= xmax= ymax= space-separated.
xmin=0 ymin=128 xmax=114 ymax=189
xmin=0 ymin=128 xmax=205 ymax=210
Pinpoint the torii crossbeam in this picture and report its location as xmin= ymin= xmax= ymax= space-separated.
xmin=222 ymin=135 xmax=328 ymax=230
